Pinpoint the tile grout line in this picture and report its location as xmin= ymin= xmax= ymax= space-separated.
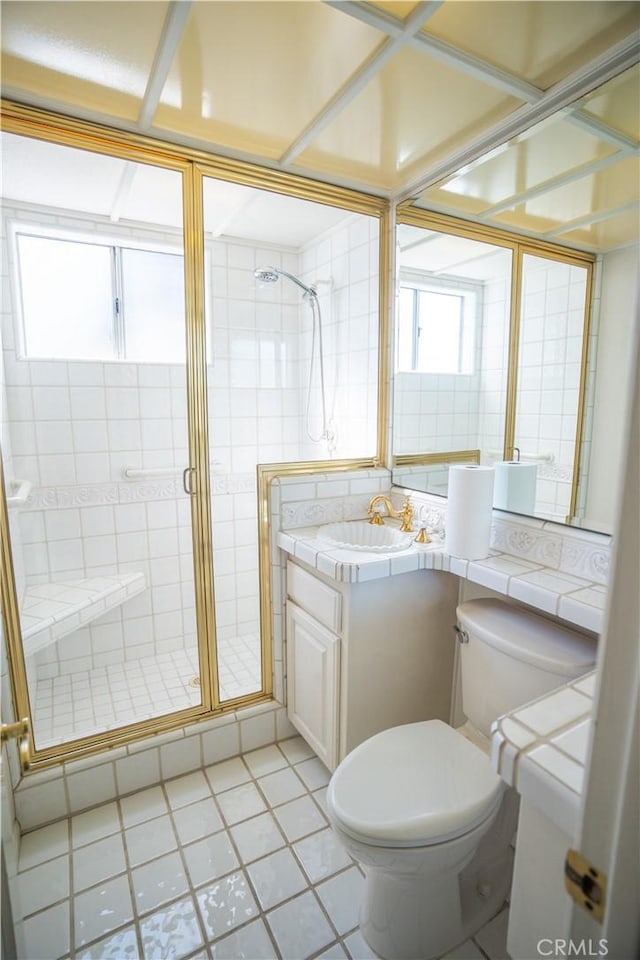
xmin=18 ymin=739 xmax=504 ymax=960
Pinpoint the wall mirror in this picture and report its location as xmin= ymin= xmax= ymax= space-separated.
xmin=393 ymin=225 xmax=514 ymax=493
xmin=392 ymin=212 xmax=593 ymax=527
xmin=393 ymin=64 xmax=639 ymax=535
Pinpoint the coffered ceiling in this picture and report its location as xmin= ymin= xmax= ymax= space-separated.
xmin=1 ymin=1 xmax=639 ymax=251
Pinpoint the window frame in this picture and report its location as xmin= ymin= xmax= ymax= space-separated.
xmin=10 ymin=220 xmax=186 ymax=364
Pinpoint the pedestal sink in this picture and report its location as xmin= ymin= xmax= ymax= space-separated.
xmin=317 ymin=520 xmax=412 ymax=553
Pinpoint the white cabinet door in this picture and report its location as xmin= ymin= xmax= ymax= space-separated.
xmin=286 ymin=602 xmax=340 ymax=771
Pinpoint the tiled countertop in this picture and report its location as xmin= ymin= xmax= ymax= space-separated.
xmin=20 ymin=573 xmax=146 ymax=657
xmin=277 ymin=527 xmax=606 ymax=633
xmin=491 ymin=672 xmax=595 ymax=835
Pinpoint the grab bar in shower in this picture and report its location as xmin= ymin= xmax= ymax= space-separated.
xmin=488 ymin=450 xmax=555 ymax=463
xmin=123 ymin=461 xmax=225 ymax=481
xmin=6 ymin=479 xmax=32 ymax=508
xmin=123 ymin=467 xmax=183 ymax=480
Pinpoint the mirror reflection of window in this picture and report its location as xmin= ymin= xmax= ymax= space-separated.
xmin=398 ymin=280 xmax=476 ymax=375
xmin=393 ymin=226 xmax=512 ymax=467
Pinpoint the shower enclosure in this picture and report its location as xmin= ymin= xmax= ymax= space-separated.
xmin=0 ymin=122 xmax=382 ymax=764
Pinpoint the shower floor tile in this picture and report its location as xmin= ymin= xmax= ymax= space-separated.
xmin=32 ymin=632 xmax=262 ymax=748
xmin=15 ymin=736 xmax=511 ymax=960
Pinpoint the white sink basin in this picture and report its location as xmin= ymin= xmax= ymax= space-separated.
xmin=317 ymin=520 xmax=412 ymax=553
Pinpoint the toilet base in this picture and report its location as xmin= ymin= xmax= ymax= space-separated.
xmin=360 ymin=860 xmax=466 ymax=960
xmin=357 ymin=789 xmax=519 ymax=960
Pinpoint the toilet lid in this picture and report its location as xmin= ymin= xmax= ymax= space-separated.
xmin=327 ymin=720 xmax=503 ymax=848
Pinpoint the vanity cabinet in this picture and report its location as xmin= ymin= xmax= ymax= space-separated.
xmin=285 ymin=559 xmax=458 ymax=771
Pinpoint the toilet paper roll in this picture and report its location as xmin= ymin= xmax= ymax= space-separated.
xmin=445 ymin=465 xmax=495 ymax=560
xmin=493 ymin=461 xmax=537 ymax=514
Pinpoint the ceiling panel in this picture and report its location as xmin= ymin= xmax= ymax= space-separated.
xmin=296 ymin=45 xmax=521 ymax=190
xmin=0 ymin=0 xmax=169 ymax=121
xmin=554 ymin=207 xmax=640 ymax=249
xmin=420 ymin=115 xmax=618 ymax=211
xmin=422 ymin=1 xmax=640 ymax=90
xmin=577 ymin=63 xmax=640 ymax=139
xmin=153 ymin=1 xmax=383 ymax=159
xmin=492 ymin=156 xmax=640 ymax=233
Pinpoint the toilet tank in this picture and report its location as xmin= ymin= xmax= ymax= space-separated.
xmin=457 ymin=599 xmax=597 ymax=737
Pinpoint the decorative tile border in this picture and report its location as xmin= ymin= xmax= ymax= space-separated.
xmin=491 ymin=517 xmax=563 ymax=569
xmin=392 ymin=484 xmax=612 ymax=587
xmin=24 ymin=470 xmax=256 ymax=511
xmin=558 ymin=536 xmax=610 ymax=585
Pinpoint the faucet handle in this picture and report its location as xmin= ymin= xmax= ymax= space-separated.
xmin=399 ymin=496 xmax=414 ymax=532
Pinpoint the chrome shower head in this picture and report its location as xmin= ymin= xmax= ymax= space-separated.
xmin=254 ymin=265 xmax=317 ymax=298
xmin=254 ymin=266 xmax=280 ymax=283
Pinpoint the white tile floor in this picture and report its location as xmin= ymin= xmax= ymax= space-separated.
xmin=15 ymin=737 xmax=511 ymax=960
xmin=32 ymin=635 xmax=262 ymax=747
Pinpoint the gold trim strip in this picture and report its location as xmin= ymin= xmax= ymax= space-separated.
xmin=1 ymin=102 xmax=191 ymax=174
xmin=183 ymin=164 xmax=218 ymax=712
xmin=504 ymin=247 xmax=523 ymax=460
xmin=393 ymin=450 xmax=481 ymax=468
xmin=0 ymin=456 xmax=33 ymax=743
xmin=568 ymin=259 xmax=595 ymax=523
xmin=377 ymin=207 xmax=392 ymax=468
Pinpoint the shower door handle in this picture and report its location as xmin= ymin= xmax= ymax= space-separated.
xmin=1 ymin=717 xmax=32 ymax=771
xmin=182 ymin=467 xmax=196 ymax=495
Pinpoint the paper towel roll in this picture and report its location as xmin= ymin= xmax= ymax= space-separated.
xmin=445 ymin=465 xmax=495 ymax=560
xmin=493 ymin=461 xmax=537 ymax=514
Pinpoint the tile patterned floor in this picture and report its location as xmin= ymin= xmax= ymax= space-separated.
xmin=15 ymin=737 xmax=511 ymax=960
xmin=217 ymin=632 xmax=261 ymax=702
xmin=33 ymin=635 xmax=262 ymax=747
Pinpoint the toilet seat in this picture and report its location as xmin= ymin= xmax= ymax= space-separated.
xmin=328 ymin=720 xmax=503 ymax=848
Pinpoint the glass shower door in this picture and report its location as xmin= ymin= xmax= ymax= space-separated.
xmin=1 ymin=132 xmax=205 ymax=752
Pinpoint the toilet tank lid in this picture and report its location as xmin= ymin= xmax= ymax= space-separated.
xmin=456 ymin=599 xmax=597 ymax=675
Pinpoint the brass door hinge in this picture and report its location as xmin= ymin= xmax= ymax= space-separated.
xmin=564 ymin=848 xmax=607 ymax=922
xmin=1 ymin=718 xmax=32 ymax=771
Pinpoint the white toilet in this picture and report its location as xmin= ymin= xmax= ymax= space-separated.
xmin=326 ymin=598 xmax=597 ymax=960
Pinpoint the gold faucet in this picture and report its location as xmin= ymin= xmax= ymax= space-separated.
xmin=367 ymin=495 xmax=414 ymax=532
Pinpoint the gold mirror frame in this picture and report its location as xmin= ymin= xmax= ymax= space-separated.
xmin=0 ymin=100 xmax=389 ymax=771
xmin=393 ymin=204 xmax=595 ymax=523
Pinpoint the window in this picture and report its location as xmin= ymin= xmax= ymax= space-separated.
xmin=14 ymin=229 xmax=186 ymax=363
xmin=397 ymin=275 xmax=477 ymax=375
